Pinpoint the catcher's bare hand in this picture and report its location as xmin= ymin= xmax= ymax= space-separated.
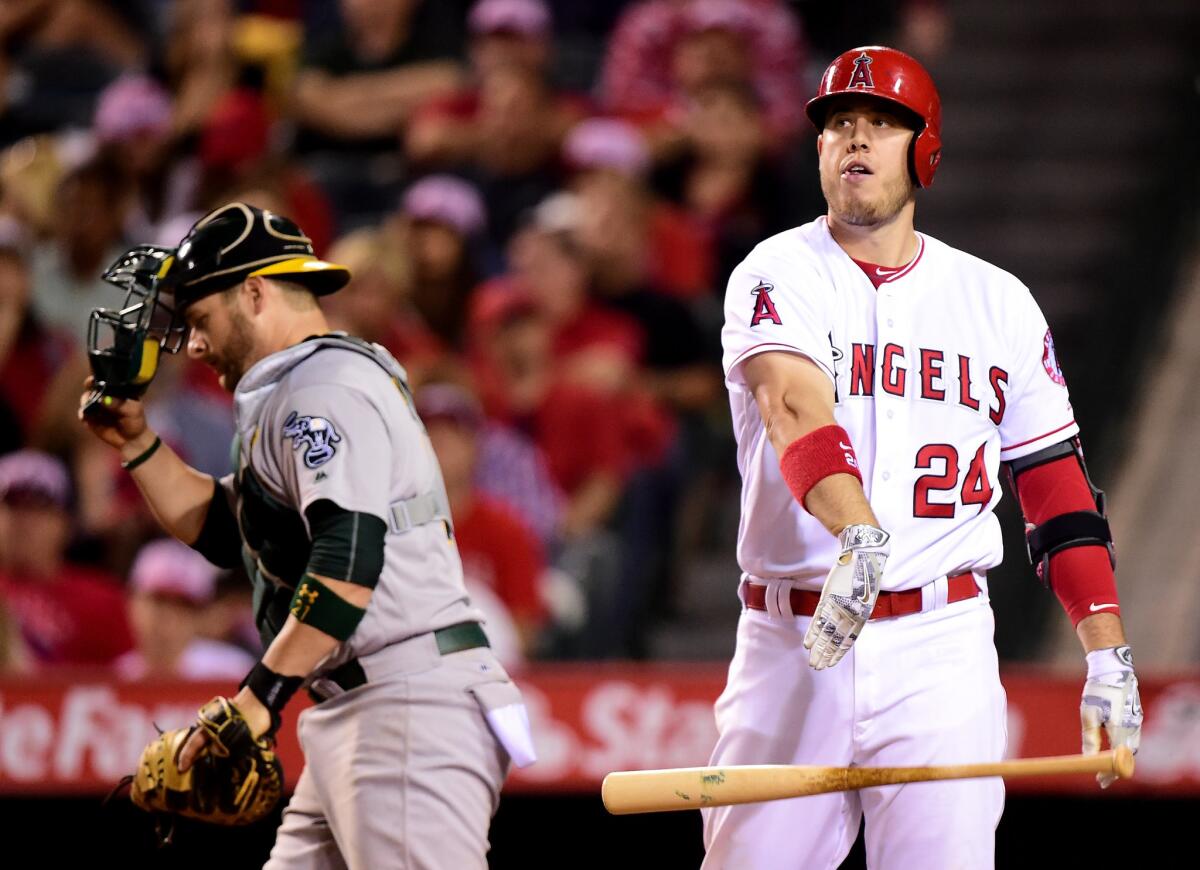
xmin=127 ymin=695 xmax=284 ymax=828
xmin=77 ymin=376 xmax=150 ymax=453
xmin=803 ymin=523 xmax=890 ymax=670
xmin=179 ymin=688 xmax=273 ymax=772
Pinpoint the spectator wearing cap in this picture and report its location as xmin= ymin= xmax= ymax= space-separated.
xmin=563 ymin=116 xmax=710 ymax=302
xmin=469 ymin=0 xmax=555 ymax=77
xmin=114 ymin=538 xmax=256 ymax=681
xmin=416 ymin=383 xmax=548 ymax=663
xmin=464 ymin=288 xmax=683 ymax=658
xmin=600 ymin=0 xmax=807 ymax=140
xmin=0 ymin=450 xmax=132 ymax=670
xmin=93 ymin=74 xmax=198 ymax=246
xmin=407 ymin=0 xmax=590 ymax=247
xmin=390 ymin=175 xmax=487 ymax=348
xmin=563 ymin=118 xmax=722 ymax=413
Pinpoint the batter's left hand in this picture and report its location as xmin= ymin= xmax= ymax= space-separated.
xmin=1081 ymin=645 xmax=1142 ymax=788
xmin=803 ymin=524 xmax=890 ymax=670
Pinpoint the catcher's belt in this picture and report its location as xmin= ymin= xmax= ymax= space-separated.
xmin=308 ymin=620 xmax=489 ymax=702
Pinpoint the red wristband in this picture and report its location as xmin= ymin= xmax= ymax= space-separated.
xmin=780 ymin=425 xmax=863 ymax=512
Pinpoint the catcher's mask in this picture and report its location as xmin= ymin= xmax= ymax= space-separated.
xmin=84 ymin=203 xmax=350 ymax=412
xmin=85 ymin=245 xmax=184 ymax=411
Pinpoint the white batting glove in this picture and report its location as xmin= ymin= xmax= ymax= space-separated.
xmin=802 ymin=524 xmax=890 ymax=671
xmin=1081 ymin=645 xmax=1142 ymax=788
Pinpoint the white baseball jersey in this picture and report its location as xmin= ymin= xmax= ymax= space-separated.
xmin=722 ymin=216 xmax=1077 ymax=591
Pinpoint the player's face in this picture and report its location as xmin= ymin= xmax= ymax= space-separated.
xmin=817 ymin=99 xmax=916 ymax=227
xmin=184 ymin=287 xmax=258 ymax=391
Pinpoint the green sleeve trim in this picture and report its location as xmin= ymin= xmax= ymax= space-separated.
xmin=305 ymin=499 xmax=387 ymax=588
xmin=289 ymin=574 xmax=367 ymax=641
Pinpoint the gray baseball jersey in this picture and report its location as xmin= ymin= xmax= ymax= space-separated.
xmin=219 ymin=333 xmax=483 ymax=662
xmin=213 ymin=334 xmax=529 ymax=868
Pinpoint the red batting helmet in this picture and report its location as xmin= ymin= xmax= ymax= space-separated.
xmin=806 ymin=46 xmax=942 ymax=188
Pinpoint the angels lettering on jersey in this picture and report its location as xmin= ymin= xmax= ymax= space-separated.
xmin=745 ymin=288 xmax=1071 ymax=428
xmin=834 ymin=340 xmax=1011 ymax=425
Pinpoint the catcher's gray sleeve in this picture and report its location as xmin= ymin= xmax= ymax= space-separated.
xmin=275 ymin=384 xmax=393 ymax=521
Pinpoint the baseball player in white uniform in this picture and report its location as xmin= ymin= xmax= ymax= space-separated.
xmin=704 ymin=47 xmax=1142 ymax=869
xmin=81 ymin=203 xmax=535 ymax=868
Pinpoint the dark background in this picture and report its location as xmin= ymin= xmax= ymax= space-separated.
xmin=7 ymin=792 xmax=1191 ymax=868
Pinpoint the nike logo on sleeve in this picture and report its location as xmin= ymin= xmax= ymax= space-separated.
xmin=1088 ymin=602 xmax=1119 ymax=612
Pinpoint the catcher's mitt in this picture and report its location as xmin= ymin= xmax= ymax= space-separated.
xmin=126 ymin=696 xmax=284 ymax=829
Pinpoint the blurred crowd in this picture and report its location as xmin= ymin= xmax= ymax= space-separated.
xmin=0 ymin=0 xmax=945 ymax=674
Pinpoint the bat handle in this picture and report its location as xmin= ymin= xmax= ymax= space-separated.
xmin=1112 ymin=745 xmax=1135 ymax=780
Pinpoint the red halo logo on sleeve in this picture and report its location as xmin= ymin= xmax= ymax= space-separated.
xmin=1042 ymin=329 xmax=1067 ymax=386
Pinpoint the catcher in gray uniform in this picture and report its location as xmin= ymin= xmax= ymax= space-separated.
xmin=80 ymin=202 xmax=535 ymax=868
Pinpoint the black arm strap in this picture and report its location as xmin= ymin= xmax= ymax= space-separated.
xmin=191 ymin=477 xmax=244 ymax=568
xmin=1007 ymin=439 xmax=1075 ymax=477
xmin=1025 ymin=510 xmax=1113 ymax=567
xmin=1006 ymin=437 xmax=1116 ymax=583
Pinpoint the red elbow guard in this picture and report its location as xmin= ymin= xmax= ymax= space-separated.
xmin=1014 ymin=454 xmax=1119 ymax=625
xmin=780 ymin=425 xmax=863 ymax=513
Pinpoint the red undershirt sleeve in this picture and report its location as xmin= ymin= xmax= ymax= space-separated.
xmin=1014 ymin=455 xmax=1119 ymax=626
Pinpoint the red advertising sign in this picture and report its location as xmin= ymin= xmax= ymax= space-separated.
xmin=1 ymin=667 xmax=1195 ymax=797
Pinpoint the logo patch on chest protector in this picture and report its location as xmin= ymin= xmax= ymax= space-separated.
xmin=1042 ymin=329 xmax=1067 ymax=386
xmin=283 ymin=411 xmax=343 ymax=468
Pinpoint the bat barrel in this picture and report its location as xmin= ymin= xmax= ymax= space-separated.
xmin=601 ymin=750 xmax=1133 ymax=816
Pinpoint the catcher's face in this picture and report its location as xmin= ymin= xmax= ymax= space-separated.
xmin=184 ymin=285 xmax=258 ymax=392
xmin=817 ymin=97 xmax=916 ymax=228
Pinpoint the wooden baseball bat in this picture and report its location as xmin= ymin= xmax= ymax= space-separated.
xmin=601 ymin=746 xmax=1134 ymax=815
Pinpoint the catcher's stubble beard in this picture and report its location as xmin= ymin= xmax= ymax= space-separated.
xmin=208 ymin=299 xmax=256 ymax=392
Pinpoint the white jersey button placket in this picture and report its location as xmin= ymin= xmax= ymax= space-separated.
xmin=873 ymin=289 xmax=902 ymax=498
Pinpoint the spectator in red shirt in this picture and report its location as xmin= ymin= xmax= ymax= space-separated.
xmin=416 ymin=383 xmax=547 ymax=664
xmin=0 ymin=239 xmax=79 ymax=450
xmin=562 ymin=119 xmax=723 ymax=412
xmin=467 ymin=292 xmax=637 ymax=537
xmin=114 ymin=538 xmax=256 ymax=681
xmin=0 ymin=450 xmax=132 ymax=671
xmin=496 ymin=191 xmax=646 ymax=393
